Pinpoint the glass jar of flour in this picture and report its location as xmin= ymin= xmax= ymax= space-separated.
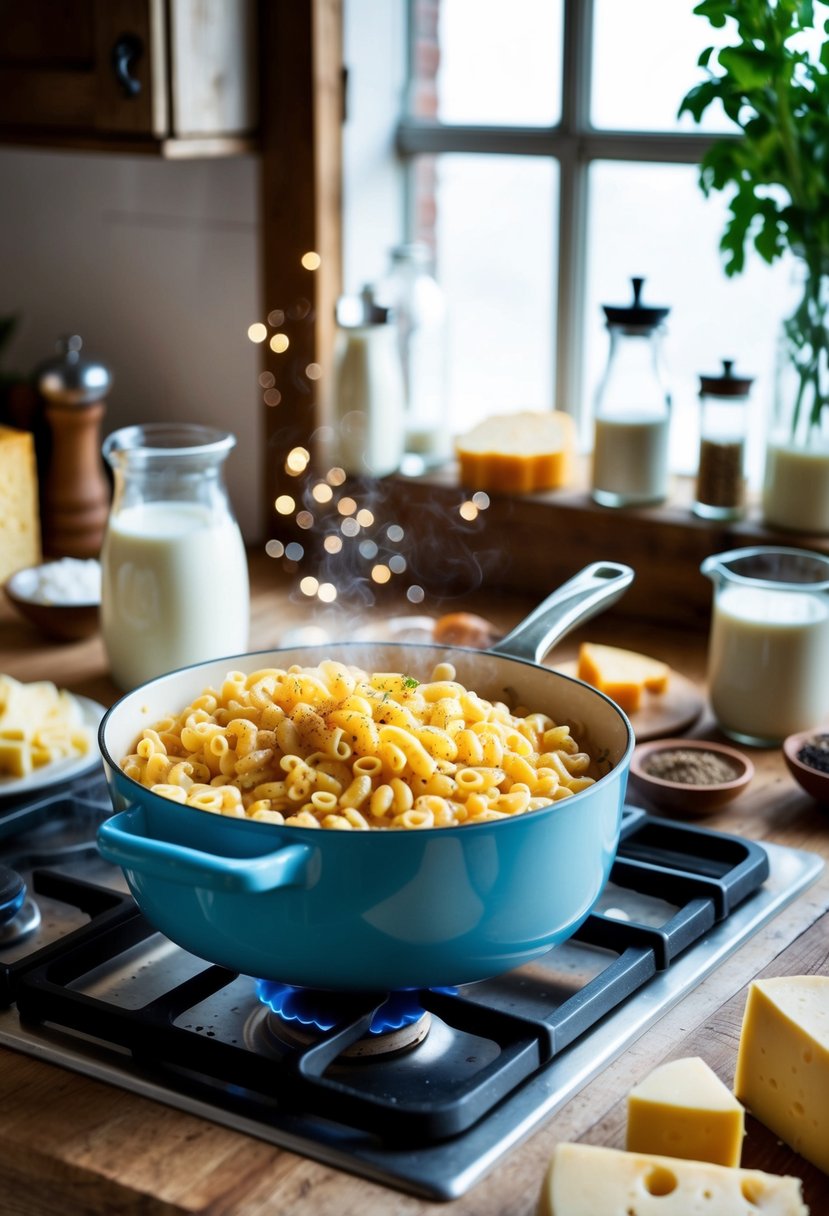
xmin=591 ymin=277 xmax=672 ymax=508
xmin=100 ymin=424 xmax=249 ymax=690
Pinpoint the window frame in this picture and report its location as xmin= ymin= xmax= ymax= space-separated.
xmin=395 ymin=0 xmax=727 ymax=434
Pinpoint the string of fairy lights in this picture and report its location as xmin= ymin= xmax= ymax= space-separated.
xmin=248 ymin=252 xmax=490 ymax=609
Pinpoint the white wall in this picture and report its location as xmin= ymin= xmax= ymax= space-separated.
xmin=0 ymin=148 xmax=263 ymax=541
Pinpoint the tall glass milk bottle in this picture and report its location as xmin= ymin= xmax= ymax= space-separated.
xmin=591 ymin=277 xmax=672 ymax=507
xmin=100 ymin=424 xmax=249 ymax=690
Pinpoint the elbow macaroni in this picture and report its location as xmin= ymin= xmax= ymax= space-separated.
xmin=120 ymin=661 xmax=598 ymax=830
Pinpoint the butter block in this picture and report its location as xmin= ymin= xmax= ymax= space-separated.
xmin=0 ymin=424 xmax=40 ymax=582
xmin=537 ymin=1143 xmax=808 ymax=1216
xmin=626 ymin=1056 xmax=744 ymax=1166
xmin=455 ymin=410 xmax=575 ymax=493
xmin=577 ymin=642 xmax=670 ymax=713
xmin=734 ymin=975 xmax=829 ymax=1174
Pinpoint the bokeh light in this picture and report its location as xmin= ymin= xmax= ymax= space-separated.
xmin=318 ymin=583 xmax=337 ymax=603
xmin=301 ymin=251 xmax=322 ymax=270
xmin=296 ymin=511 xmax=315 ymax=529
xmin=324 ymin=534 xmax=343 ymax=553
xmin=247 ymin=323 xmax=267 ymax=343
xmin=275 ymin=495 xmax=296 ymax=514
xmin=407 ymin=584 xmax=425 ymax=603
xmin=265 ymin=539 xmax=285 ymax=558
xmin=371 ymin=564 xmax=391 ymax=584
xmin=270 ymin=333 xmax=290 ymax=353
xmin=300 ymin=576 xmax=319 ymax=597
xmin=312 ymin=482 xmax=333 ymax=503
xmin=286 ymin=447 xmax=310 ymax=474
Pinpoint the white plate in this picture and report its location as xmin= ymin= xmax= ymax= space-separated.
xmin=0 ymin=694 xmax=107 ymax=802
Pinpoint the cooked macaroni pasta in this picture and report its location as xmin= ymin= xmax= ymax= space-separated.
xmin=120 ymin=660 xmax=597 ymax=829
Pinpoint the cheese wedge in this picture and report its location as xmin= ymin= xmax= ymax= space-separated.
xmin=537 ymin=1143 xmax=808 ymax=1216
xmin=455 ymin=410 xmax=575 ymax=493
xmin=734 ymin=975 xmax=829 ymax=1174
xmin=577 ymin=642 xmax=670 ymax=713
xmin=626 ymin=1056 xmax=744 ymax=1166
xmin=0 ymin=424 xmax=40 ymax=582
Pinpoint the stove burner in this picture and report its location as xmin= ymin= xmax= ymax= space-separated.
xmin=255 ymin=981 xmax=455 ymax=1059
xmin=0 ymin=863 xmax=40 ymax=945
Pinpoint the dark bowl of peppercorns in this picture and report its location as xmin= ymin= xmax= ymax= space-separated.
xmin=783 ymin=729 xmax=829 ymax=804
xmin=629 ymin=738 xmax=754 ymax=817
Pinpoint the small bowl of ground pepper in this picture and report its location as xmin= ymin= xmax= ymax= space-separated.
xmin=629 ymin=738 xmax=754 ymax=817
xmin=783 ymin=729 xmax=829 ymax=804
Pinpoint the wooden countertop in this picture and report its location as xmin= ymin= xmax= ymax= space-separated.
xmin=1 ymin=551 xmax=827 ymax=1216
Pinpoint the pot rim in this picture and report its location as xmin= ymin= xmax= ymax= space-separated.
xmin=99 ymin=640 xmax=635 ymax=838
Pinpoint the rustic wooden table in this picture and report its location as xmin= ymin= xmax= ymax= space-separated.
xmin=0 ymin=552 xmax=827 ymax=1216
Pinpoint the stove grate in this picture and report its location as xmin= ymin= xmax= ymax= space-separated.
xmin=10 ymin=811 xmax=771 ymax=1143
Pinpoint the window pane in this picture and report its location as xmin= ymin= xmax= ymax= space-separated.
xmin=585 ymin=162 xmax=799 ymax=484
xmin=592 ymin=0 xmax=736 ymax=133
xmin=414 ymin=0 xmax=562 ymax=127
xmin=427 ymin=154 xmax=557 ymax=434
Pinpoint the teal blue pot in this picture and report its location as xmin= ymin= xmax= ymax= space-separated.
xmin=97 ymin=564 xmax=635 ymax=990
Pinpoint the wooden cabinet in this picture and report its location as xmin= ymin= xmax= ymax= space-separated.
xmin=0 ymin=0 xmax=257 ymax=156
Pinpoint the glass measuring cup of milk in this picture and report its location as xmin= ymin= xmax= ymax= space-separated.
xmin=100 ymin=424 xmax=249 ymax=690
xmin=701 ymin=546 xmax=829 ymax=746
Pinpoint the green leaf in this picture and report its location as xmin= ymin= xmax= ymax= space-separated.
xmin=718 ymin=45 xmax=781 ymax=90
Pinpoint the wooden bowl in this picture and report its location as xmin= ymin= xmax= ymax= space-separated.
xmin=783 ymin=729 xmax=829 ymax=804
xmin=4 ymin=564 xmax=100 ymax=642
xmin=628 ymin=738 xmax=754 ymax=817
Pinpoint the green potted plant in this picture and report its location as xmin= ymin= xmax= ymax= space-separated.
xmin=679 ymin=0 xmax=829 ymax=533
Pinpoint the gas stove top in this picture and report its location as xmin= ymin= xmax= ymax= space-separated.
xmin=0 ymin=772 xmax=822 ymax=1202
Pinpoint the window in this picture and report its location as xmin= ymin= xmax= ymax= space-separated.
xmin=344 ymin=0 xmax=800 ymax=484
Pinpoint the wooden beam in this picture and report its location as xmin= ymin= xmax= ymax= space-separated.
xmin=258 ymin=0 xmax=343 ymax=542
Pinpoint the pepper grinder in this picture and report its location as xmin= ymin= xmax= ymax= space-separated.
xmin=37 ymin=335 xmax=112 ymax=558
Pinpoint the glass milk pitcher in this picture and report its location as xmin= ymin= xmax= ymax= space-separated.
xmin=100 ymin=424 xmax=249 ymax=690
xmin=701 ymin=546 xmax=829 ymax=746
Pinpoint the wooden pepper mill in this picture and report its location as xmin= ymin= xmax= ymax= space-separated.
xmin=37 ymin=335 xmax=112 ymax=559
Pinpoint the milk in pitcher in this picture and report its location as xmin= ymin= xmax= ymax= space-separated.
xmin=101 ymin=501 xmax=249 ymax=690
xmin=707 ymin=582 xmax=829 ymax=745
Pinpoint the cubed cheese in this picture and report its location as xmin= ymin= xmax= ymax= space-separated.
xmin=626 ymin=1056 xmax=744 ymax=1166
xmin=0 ymin=425 xmax=40 ymax=582
xmin=577 ymin=642 xmax=670 ymax=713
xmin=455 ymin=410 xmax=575 ymax=494
xmin=734 ymin=975 xmax=829 ymax=1174
xmin=537 ymin=1143 xmax=807 ymax=1216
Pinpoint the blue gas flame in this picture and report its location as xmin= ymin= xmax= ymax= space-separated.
xmin=255 ymin=980 xmax=456 ymax=1035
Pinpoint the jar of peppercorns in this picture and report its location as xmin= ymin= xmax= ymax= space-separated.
xmin=694 ymin=360 xmax=753 ymax=521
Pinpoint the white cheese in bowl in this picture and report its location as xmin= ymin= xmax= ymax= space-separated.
xmin=9 ymin=558 xmax=102 ymax=606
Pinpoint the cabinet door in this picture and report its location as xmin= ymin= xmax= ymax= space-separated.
xmin=0 ymin=0 xmax=166 ymax=137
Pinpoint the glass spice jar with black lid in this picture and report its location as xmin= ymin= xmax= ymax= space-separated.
xmin=694 ymin=359 xmax=753 ymax=520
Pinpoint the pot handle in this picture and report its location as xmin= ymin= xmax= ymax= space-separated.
xmin=488 ymin=561 xmax=634 ymax=665
xmin=97 ymin=808 xmax=313 ymax=893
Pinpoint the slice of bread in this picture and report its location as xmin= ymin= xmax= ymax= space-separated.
xmin=577 ymin=642 xmax=670 ymax=713
xmin=455 ymin=410 xmax=575 ymax=493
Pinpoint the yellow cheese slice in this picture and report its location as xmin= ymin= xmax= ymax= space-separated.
xmin=626 ymin=1056 xmax=744 ymax=1166
xmin=455 ymin=410 xmax=575 ymax=494
xmin=537 ymin=1143 xmax=808 ymax=1216
xmin=577 ymin=642 xmax=670 ymax=713
xmin=0 ymin=425 xmax=41 ymax=583
xmin=734 ymin=974 xmax=829 ymax=1174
